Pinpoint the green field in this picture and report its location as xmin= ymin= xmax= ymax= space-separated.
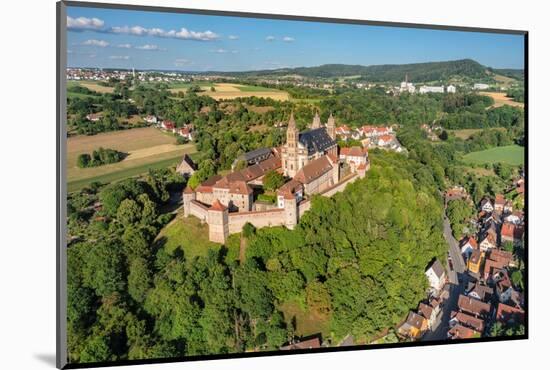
xmin=462 ymin=145 xmax=524 ymax=166
xmin=235 ymin=85 xmax=281 ymax=92
xmin=155 ymin=216 xmax=240 ymax=263
xmin=155 ymin=216 xmax=221 ymax=260
xmin=68 ymin=154 xmax=186 ymax=192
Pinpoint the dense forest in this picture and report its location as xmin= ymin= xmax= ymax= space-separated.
xmin=66 ymin=151 xmax=447 ymax=363
xmin=220 ymin=59 xmax=503 ymax=82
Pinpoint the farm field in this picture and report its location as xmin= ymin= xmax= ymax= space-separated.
xmin=66 ymin=127 xmax=196 ymax=191
xmin=168 ymin=82 xmax=289 ymax=101
xmin=68 ymin=80 xmax=115 ymax=94
xmin=450 ymin=127 xmax=506 ymax=140
xmin=480 ymin=92 xmax=524 ymax=108
xmin=462 ymin=144 xmax=524 ymax=166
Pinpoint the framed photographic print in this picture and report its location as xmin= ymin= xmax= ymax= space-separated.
xmin=56 ymin=1 xmax=527 ymax=368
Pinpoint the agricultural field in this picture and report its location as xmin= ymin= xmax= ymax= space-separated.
xmin=480 ymin=92 xmax=524 ymax=108
xmin=67 ymin=80 xmax=115 ymax=94
xmin=168 ymin=82 xmax=289 ymax=101
xmin=462 ymin=144 xmax=524 ymax=166
xmin=449 ymin=127 xmax=506 ymax=140
xmin=66 ymin=127 xmax=196 ymax=191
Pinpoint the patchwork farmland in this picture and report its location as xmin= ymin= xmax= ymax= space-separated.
xmin=66 ymin=127 xmax=196 ymax=192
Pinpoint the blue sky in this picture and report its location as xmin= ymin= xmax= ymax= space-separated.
xmin=67 ymin=6 xmax=525 ymax=71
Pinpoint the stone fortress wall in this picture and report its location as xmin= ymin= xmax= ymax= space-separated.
xmin=183 ymin=169 xmax=366 ymax=243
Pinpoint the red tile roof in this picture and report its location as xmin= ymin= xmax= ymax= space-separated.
xmin=294 ymin=155 xmax=334 ymax=185
xmin=458 ymin=295 xmax=491 ymax=317
xmin=495 ymin=303 xmax=525 ymax=325
xmin=210 ymin=199 xmax=227 ymax=211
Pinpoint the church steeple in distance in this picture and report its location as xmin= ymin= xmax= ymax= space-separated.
xmin=311 ymin=110 xmax=321 ymax=129
xmin=327 ymin=112 xmax=336 ymax=140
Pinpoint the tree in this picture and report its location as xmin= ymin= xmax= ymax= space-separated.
xmin=502 ymin=241 xmax=514 ymax=253
xmin=77 ymin=153 xmax=91 ymax=168
xmin=116 ymin=199 xmax=142 ymax=226
xmin=263 ymin=170 xmax=285 ymax=191
xmin=83 ymin=241 xmax=126 ymax=297
xmin=242 ymin=222 xmax=256 ymax=238
xmin=439 ymin=130 xmax=449 ymax=141
xmin=128 ymin=257 xmax=152 ymax=303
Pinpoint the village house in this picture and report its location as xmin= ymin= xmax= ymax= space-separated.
xmin=460 ymin=236 xmax=478 ymax=258
xmin=335 ymin=125 xmax=351 ymax=137
xmin=466 ymin=281 xmax=494 ymax=303
xmin=143 ymin=115 xmax=158 ymax=124
xmin=447 ymin=324 xmax=480 ymax=340
xmin=457 ymin=295 xmax=491 ymax=319
xmin=175 ymin=126 xmax=194 ymax=141
xmin=418 ymin=303 xmax=438 ymax=330
xmin=501 ymin=222 xmax=524 ymax=244
xmin=494 ymin=194 xmax=506 ymax=213
xmin=482 ymin=250 xmax=513 ymax=282
xmin=425 ymin=259 xmax=446 ymax=293
xmin=397 ymin=311 xmax=428 ymax=339
xmin=176 ymin=154 xmax=197 ymax=178
xmin=467 ymin=249 xmax=483 ymax=274
xmin=495 ymin=272 xmax=514 ymax=303
xmin=495 ymin=303 xmax=525 ymax=326
xmin=160 ymin=119 xmax=175 ymax=131
xmin=339 ymin=146 xmax=369 ymax=172
xmin=85 ymin=112 xmax=102 ymax=122
xmin=504 ymin=211 xmax=523 ymax=225
xmin=449 ymin=311 xmax=485 ymax=334
xmin=478 ymin=229 xmax=497 ymax=252
xmin=280 ymin=336 xmax=322 ymax=351
xmin=480 ymin=198 xmax=494 ymax=213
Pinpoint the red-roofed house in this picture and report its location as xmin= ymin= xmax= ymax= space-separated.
xmin=160 ymin=120 xmax=175 ymax=131
xmin=495 ymin=303 xmax=525 ymax=325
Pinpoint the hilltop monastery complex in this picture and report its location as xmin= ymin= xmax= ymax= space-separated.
xmin=182 ymin=112 xmax=370 ymax=243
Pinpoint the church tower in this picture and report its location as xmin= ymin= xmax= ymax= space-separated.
xmin=327 ymin=112 xmax=336 ymax=140
xmin=283 ymin=112 xmax=300 ymax=177
xmin=311 ymin=111 xmax=321 ymax=129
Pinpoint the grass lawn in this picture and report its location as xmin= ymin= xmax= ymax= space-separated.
xmin=278 ymin=299 xmax=331 ymax=339
xmin=155 ymin=215 xmax=221 ymax=261
xmin=462 ymin=145 xmax=524 ymax=166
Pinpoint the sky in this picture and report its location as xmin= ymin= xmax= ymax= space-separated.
xmin=66 ymin=6 xmax=525 ymax=71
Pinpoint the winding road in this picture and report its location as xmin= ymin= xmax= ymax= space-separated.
xmin=422 ymin=206 xmax=468 ymax=341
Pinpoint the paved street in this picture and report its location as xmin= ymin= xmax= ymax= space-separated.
xmin=422 ymin=207 xmax=468 ymax=342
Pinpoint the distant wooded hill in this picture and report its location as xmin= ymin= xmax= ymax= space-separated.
xmin=216 ymin=59 xmax=523 ymax=83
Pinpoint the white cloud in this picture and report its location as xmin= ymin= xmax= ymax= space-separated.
xmin=88 ymin=54 xmax=96 ymax=58
xmin=135 ymin=44 xmax=165 ymax=51
xmin=210 ymin=49 xmax=238 ymax=54
xmin=109 ymin=55 xmax=129 ymax=60
xmin=82 ymin=39 xmax=109 ymax=47
xmin=228 ymin=35 xmax=239 ymax=40
xmin=67 ymin=16 xmax=104 ymax=30
xmin=283 ymin=36 xmax=295 ymax=42
xmin=174 ymin=58 xmax=192 ymax=67
xmin=116 ymin=43 xmax=132 ymax=49
xmin=265 ymin=36 xmax=276 ymax=42
xmin=110 ymin=25 xmax=219 ymax=41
